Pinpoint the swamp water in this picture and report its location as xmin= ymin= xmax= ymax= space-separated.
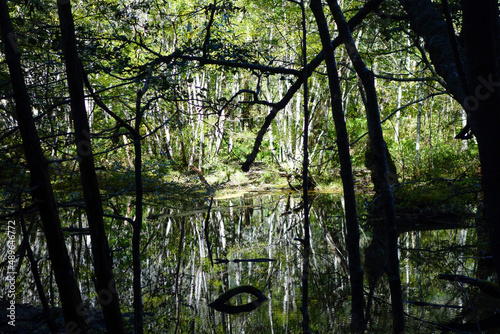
xmin=2 ymin=190 xmax=497 ymax=333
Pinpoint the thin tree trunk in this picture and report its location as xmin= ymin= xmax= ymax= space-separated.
xmin=415 ymin=85 xmax=422 ymax=164
xmin=57 ymin=2 xmax=126 ymax=332
xmin=173 ymin=218 xmax=186 ymax=334
xmin=299 ymin=1 xmax=311 ymax=333
xmin=164 ymin=124 xmax=174 ymax=159
xmin=133 ymin=135 xmax=144 ymax=334
xmin=0 ymin=2 xmax=89 ymax=332
xmin=18 ymin=206 xmax=58 ymax=333
xmin=394 ymin=59 xmax=403 ymax=142
xmin=131 ymin=61 xmax=156 ymax=334
xmin=78 ymin=20 xmax=153 ymax=334
xmin=310 ymin=1 xmax=365 ymax=332
xmin=327 ymin=0 xmax=405 ymax=332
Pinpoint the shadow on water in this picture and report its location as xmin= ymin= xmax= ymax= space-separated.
xmin=1 ymin=189 xmax=498 ymax=333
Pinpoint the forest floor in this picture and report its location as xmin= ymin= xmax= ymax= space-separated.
xmin=203 ymin=162 xmax=351 ymax=197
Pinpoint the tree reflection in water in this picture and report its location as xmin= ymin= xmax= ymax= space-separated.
xmin=3 ymin=191 xmax=490 ymax=333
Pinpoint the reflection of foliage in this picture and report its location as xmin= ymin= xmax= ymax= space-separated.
xmin=0 ymin=189 xmax=484 ymax=332
xmin=393 ymin=178 xmax=478 ymax=215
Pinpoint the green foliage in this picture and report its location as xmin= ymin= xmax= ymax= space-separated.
xmin=393 ymin=177 xmax=477 ymax=215
xmin=0 ymin=1 xmax=488 ymax=332
xmin=0 ymin=0 xmax=480 ymax=201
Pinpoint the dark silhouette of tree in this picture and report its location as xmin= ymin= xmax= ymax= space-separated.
xmin=401 ymin=0 xmax=500 ymax=284
xmin=329 ymin=0 xmax=404 ymax=332
xmin=461 ymin=0 xmax=500 ymax=283
xmin=298 ymin=1 xmax=312 ymax=332
xmin=0 ymin=1 xmax=89 ymax=332
xmin=57 ymin=2 xmax=126 ymax=332
xmin=310 ymin=0 xmax=365 ymax=331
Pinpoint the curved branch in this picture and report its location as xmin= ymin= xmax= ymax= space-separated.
xmin=327 ymin=0 xmax=405 ymax=331
xmin=399 ymin=0 xmax=466 ymax=104
xmin=241 ymin=0 xmax=385 ymax=171
xmin=208 ymin=286 xmax=268 ymax=314
xmin=202 ymin=0 xmax=217 ymax=58
xmin=180 ymin=55 xmax=301 ymax=76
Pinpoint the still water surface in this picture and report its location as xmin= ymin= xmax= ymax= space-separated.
xmin=3 ymin=190 xmax=493 ymax=333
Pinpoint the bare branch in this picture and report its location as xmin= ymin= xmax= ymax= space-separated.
xmin=241 ymin=0 xmax=385 ymax=171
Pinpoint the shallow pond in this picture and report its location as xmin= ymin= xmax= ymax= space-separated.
xmin=2 ymin=189 xmax=498 ymax=333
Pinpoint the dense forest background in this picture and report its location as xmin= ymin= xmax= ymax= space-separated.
xmin=1 ymin=0 xmax=499 ymax=333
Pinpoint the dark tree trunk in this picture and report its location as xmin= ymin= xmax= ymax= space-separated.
xmin=78 ymin=39 xmax=148 ymax=334
xmin=327 ymin=0 xmax=405 ymax=332
xmin=57 ymin=2 xmax=126 ymax=332
xmin=400 ymin=0 xmax=474 ymax=138
xmin=299 ymin=2 xmax=311 ymax=333
xmin=399 ymin=0 xmax=466 ymax=104
xmin=400 ymin=0 xmax=500 ymax=282
xmin=0 ymin=1 xmax=89 ymax=332
xmin=19 ymin=210 xmax=58 ymax=333
xmin=132 ymin=63 xmax=154 ymax=334
xmin=462 ymin=0 xmax=500 ymax=283
xmin=310 ymin=1 xmax=365 ymax=332
xmin=133 ymin=137 xmax=144 ymax=334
